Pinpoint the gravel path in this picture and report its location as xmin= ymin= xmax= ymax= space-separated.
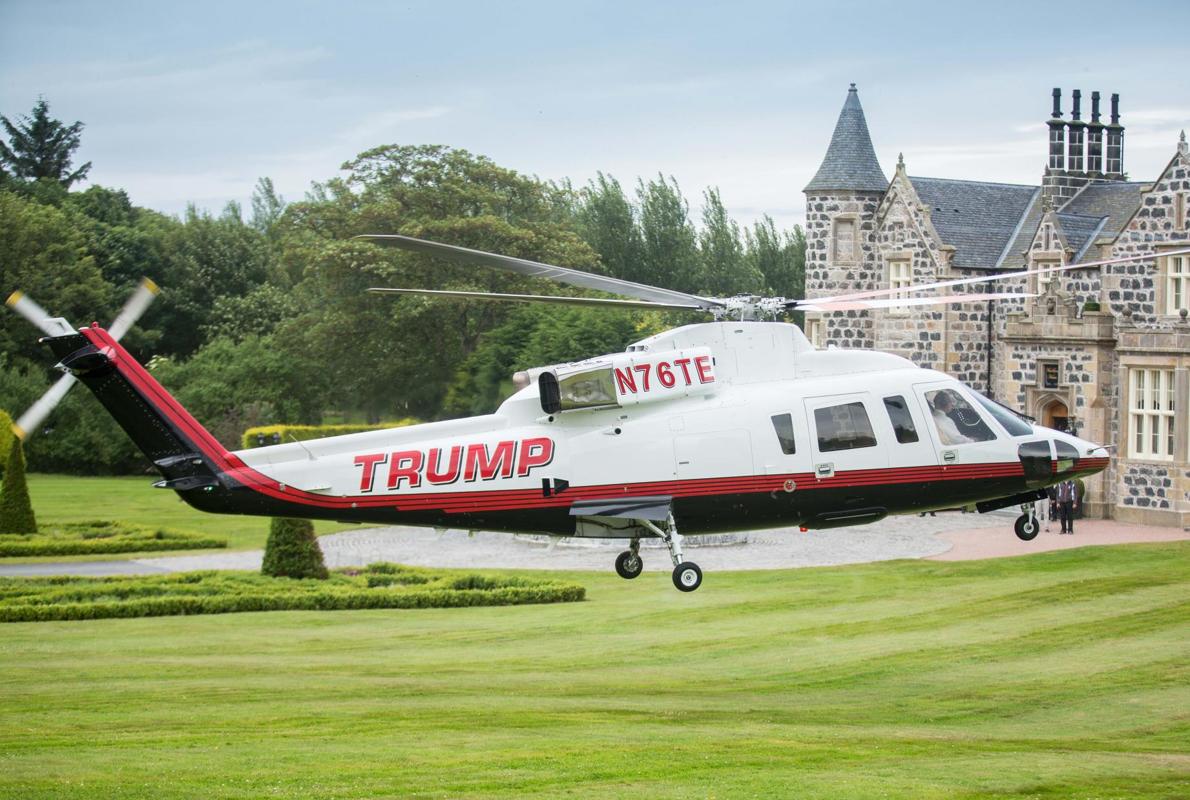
xmin=4 ymin=510 xmax=1183 ymax=578
xmin=0 ymin=510 xmax=1012 ymax=577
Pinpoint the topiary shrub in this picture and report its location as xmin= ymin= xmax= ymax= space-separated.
xmin=261 ymin=517 xmax=327 ymax=579
xmin=0 ymin=434 xmax=37 ymax=534
xmin=0 ymin=411 xmax=13 ymax=481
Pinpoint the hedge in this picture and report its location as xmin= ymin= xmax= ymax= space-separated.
xmin=0 ymin=521 xmax=227 ymax=557
xmin=241 ymin=420 xmax=418 ymax=450
xmin=0 ymin=564 xmax=585 ymax=622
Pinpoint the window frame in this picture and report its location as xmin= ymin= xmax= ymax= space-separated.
xmin=813 ymin=401 xmax=879 ymax=453
xmin=887 ymin=258 xmax=913 ymax=316
xmin=882 ymin=395 xmax=919 ymax=444
xmin=770 ymin=413 xmax=797 ymax=455
xmin=1127 ymin=367 xmax=1176 ymax=461
xmin=922 ymin=387 xmax=999 ymax=446
xmin=1162 ymin=252 xmax=1189 ymax=316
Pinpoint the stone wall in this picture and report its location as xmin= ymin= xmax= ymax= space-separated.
xmin=803 ymin=190 xmax=884 ymax=349
xmin=869 ymin=180 xmax=948 ymax=372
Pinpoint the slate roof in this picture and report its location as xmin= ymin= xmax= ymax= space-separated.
xmin=1059 ymin=181 xmax=1146 ymax=238
xmin=1054 ymin=212 xmax=1108 ymax=261
xmin=804 ymin=85 xmax=889 ymax=193
xmin=908 ymin=177 xmax=1040 ymax=270
xmin=997 ymin=189 xmax=1045 ymax=269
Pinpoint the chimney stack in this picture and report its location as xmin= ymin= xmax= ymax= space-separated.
xmin=1047 ymin=88 xmax=1066 ymax=171
xmin=1067 ymin=89 xmax=1086 ymax=173
xmin=1087 ymin=91 xmax=1104 ymax=173
xmin=1106 ymin=93 xmax=1124 ymax=176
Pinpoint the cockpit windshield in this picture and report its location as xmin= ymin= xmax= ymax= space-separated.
xmin=968 ymin=390 xmax=1035 ymax=436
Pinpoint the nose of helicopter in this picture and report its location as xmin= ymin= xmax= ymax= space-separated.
xmin=1049 ymin=429 xmax=1111 ymax=478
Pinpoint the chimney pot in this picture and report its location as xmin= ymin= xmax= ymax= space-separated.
xmin=1051 ymin=88 xmax=1062 ymax=118
xmin=1111 ymin=93 xmax=1120 ymax=125
xmin=1071 ymin=89 xmax=1082 ymax=121
xmin=1091 ymin=91 xmax=1101 ymax=123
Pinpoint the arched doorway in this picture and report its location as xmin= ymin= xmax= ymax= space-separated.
xmin=1042 ymin=399 xmax=1070 ymax=432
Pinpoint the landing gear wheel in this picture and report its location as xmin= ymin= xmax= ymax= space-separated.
xmin=672 ymin=562 xmax=703 ymax=592
xmin=615 ymin=550 xmax=643 ymax=579
xmin=1015 ymin=513 xmax=1040 ymax=541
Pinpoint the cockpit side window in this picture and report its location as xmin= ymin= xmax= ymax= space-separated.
xmin=770 ymin=413 xmax=796 ymax=455
xmin=882 ymin=395 xmax=919 ymax=444
xmin=924 ymin=388 xmax=996 ymax=445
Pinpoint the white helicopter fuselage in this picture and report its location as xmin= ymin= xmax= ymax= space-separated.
xmin=209 ymin=321 xmax=1108 ymax=538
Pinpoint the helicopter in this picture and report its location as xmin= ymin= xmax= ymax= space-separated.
xmin=15 ymin=237 xmax=1180 ymax=591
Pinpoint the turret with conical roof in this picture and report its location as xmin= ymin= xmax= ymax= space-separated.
xmin=804 ymin=83 xmax=888 ymax=192
xmin=802 ymin=84 xmax=887 ymax=350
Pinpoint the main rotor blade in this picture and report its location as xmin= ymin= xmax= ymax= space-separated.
xmin=797 ymin=291 xmax=1033 ymax=312
xmin=791 ymin=247 xmax=1190 ymax=308
xmin=108 ymin=278 xmax=160 ymax=340
xmin=5 ymin=291 xmax=74 ymax=337
xmin=356 ymin=234 xmax=724 ymax=310
xmin=368 ymin=287 xmax=708 ymax=312
xmin=12 ymin=374 xmax=76 ymax=440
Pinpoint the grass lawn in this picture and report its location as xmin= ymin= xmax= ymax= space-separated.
xmin=1 ymin=542 xmax=1187 ymax=799
xmin=18 ymin=473 xmax=363 ymax=558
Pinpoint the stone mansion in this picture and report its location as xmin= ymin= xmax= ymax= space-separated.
xmin=802 ymin=85 xmax=1189 ymax=527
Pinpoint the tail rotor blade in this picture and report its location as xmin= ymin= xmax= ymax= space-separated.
xmin=12 ymin=374 xmax=77 ymax=440
xmin=5 ymin=291 xmax=74 ymax=337
xmin=108 ymin=278 xmax=160 ymax=341
xmin=10 ymin=277 xmax=159 ymax=439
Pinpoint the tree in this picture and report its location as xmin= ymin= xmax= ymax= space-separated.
xmin=699 ymin=187 xmax=763 ymax=296
xmin=0 ymin=409 xmax=12 ymax=480
xmin=636 ymin=174 xmax=702 ymax=293
xmin=261 ymin=517 xmax=328 ymax=579
xmin=746 ymin=216 xmax=806 ymax=299
xmin=0 ymin=435 xmax=37 ymax=533
xmin=0 ymin=99 xmax=91 ymax=188
xmin=575 ymin=173 xmax=644 ymax=281
xmin=250 ymin=177 xmax=286 ymax=235
xmin=0 ymin=191 xmax=115 ymax=367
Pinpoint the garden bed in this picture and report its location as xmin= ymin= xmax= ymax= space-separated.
xmin=0 ymin=563 xmax=586 ymax=622
xmin=0 ymin=520 xmax=228 ymax=557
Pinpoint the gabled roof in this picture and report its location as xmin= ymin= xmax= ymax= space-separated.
xmin=1059 ymin=181 xmax=1146 ymax=238
xmin=804 ymin=85 xmax=889 ymax=193
xmin=1053 ymin=212 xmax=1109 ymax=261
xmin=997 ymin=190 xmax=1045 ymax=269
xmin=907 ymin=177 xmax=1040 ymax=270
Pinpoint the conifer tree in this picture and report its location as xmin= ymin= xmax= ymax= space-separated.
xmin=0 ymin=411 xmax=13 ymax=482
xmin=0 ymin=435 xmax=37 ymax=534
xmin=261 ymin=517 xmax=328 ymax=579
xmin=0 ymin=99 xmax=91 ymax=187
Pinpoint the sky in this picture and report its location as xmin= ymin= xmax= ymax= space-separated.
xmin=2 ymin=0 xmax=1187 ymax=231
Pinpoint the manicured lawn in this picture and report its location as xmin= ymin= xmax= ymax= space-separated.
xmin=1 ymin=543 xmax=1187 ymax=798
xmin=19 ymin=473 xmax=363 ymax=557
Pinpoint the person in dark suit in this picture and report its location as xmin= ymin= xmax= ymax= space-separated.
xmin=1046 ymin=485 xmax=1058 ymax=521
xmin=1056 ymin=480 xmax=1078 ymax=534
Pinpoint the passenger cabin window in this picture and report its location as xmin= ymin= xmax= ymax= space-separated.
xmin=814 ymin=402 xmax=877 ymax=452
xmin=970 ymin=391 xmax=1034 ymax=437
xmin=925 ymin=389 xmax=996 ymax=445
xmin=882 ymin=396 xmax=919 ymax=443
xmin=770 ymin=413 xmax=796 ymax=454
